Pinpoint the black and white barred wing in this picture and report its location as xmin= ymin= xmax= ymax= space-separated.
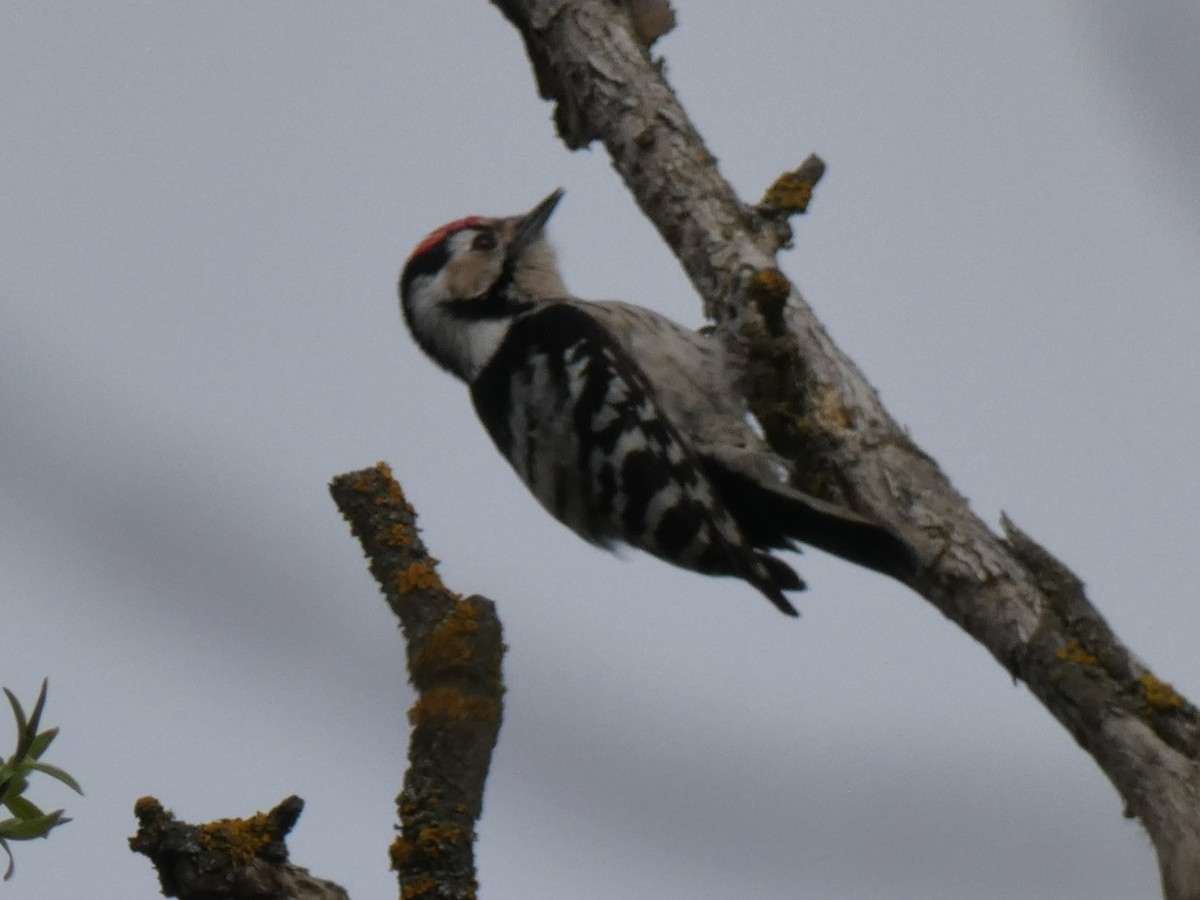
xmin=469 ymin=303 xmax=800 ymax=613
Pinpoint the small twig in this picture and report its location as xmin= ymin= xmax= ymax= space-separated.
xmin=759 ymin=154 xmax=825 ymax=214
xmin=755 ymin=155 xmax=827 ymax=253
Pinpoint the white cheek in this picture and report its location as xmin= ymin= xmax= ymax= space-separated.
xmin=403 ymin=272 xmax=509 ymax=383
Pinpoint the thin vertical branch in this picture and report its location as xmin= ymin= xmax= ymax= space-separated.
xmin=330 ymin=463 xmax=506 ymax=900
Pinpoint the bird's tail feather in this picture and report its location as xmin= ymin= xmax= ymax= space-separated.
xmin=751 ymin=554 xmax=803 ymax=616
xmin=702 ymin=457 xmax=916 ymax=582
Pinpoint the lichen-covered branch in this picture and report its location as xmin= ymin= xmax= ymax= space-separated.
xmin=486 ymin=2 xmax=1200 ymax=897
xmin=129 ymin=796 xmax=348 ymax=900
xmin=329 ymin=463 xmax=505 ymax=900
xmin=129 ymin=467 xmax=505 ymax=900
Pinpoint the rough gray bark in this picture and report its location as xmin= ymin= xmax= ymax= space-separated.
xmin=488 ymin=2 xmax=1200 ymax=897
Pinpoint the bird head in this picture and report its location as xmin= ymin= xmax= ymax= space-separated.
xmin=398 ymin=189 xmax=566 ymax=381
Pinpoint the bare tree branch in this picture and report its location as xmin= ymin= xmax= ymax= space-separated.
xmin=129 ymin=796 xmax=348 ymax=900
xmin=330 ymin=463 xmax=506 ymax=900
xmin=130 ymin=465 xmax=505 ymax=900
xmin=487 ymin=2 xmax=1200 ymax=896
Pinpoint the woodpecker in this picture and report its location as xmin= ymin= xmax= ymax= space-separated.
xmin=398 ymin=190 xmax=912 ymax=615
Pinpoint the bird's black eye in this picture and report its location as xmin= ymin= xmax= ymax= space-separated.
xmin=471 ymin=231 xmax=497 ymax=252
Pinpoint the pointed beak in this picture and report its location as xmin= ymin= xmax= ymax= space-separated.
xmin=510 ymin=188 xmax=564 ymax=255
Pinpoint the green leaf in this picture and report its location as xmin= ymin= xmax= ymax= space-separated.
xmin=24 ymin=682 xmax=48 ymax=747
xmin=3 ymin=795 xmax=42 ymax=822
xmin=4 ymin=681 xmax=48 ymax=763
xmin=0 ymin=679 xmax=74 ymax=878
xmin=0 ymin=809 xmax=65 ymax=841
xmin=0 ymin=775 xmax=28 ymax=805
xmin=27 ymin=728 xmax=57 ymax=761
xmin=27 ymin=762 xmax=82 ymax=796
xmin=3 ymin=691 xmax=27 ymax=752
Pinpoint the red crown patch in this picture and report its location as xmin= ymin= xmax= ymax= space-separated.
xmin=409 ymin=216 xmax=487 ymax=261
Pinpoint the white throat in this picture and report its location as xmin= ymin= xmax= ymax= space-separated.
xmin=442 ymin=315 xmax=513 ymax=383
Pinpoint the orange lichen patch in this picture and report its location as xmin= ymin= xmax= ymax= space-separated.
xmin=396 ymin=562 xmax=445 ymax=594
xmin=747 ymin=268 xmax=791 ymax=305
xmin=1055 ymin=639 xmax=1098 ymax=666
xmin=416 ymin=824 xmax=464 ymax=855
xmin=401 ymin=874 xmax=438 ymax=899
xmin=390 ymin=836 xmax=415 ymax=870
xmin=380 ymin=522 xmax=413 ymax=548
xmin=366 ymin=461 xmax=415 ymax=511
xmin=413 ymin=603 xmax=479 ymax=676
xmin=200 ymin=811 xmax=273 ymax=865
xmin=1139 ymin=673 xmax=1183 ymax=714
xmin=761 ymin=170 xmax=816 ymax=213
xmin=746 ymin=268 xmax=792 ymax=334
xmin=409 ymin=686 xmax=500 ymax=726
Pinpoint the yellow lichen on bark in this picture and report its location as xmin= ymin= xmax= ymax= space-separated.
xmin=1139 ymin=673 xmax=1183 ymax=714
xmin=390 ymin=836 xmax=415 ymax=870
xmin=746 ymin=268 xmax=792 ymax=334
xmin=401 ymin=874 xmax=438 ymax=899
xmin=380 ymin=522 xmax=413 ymax=548
xmin=356 ymin=460 xmax=414 ymax=510
xmin=396 ymin=562 xmax=445 ymax=594
xmin=1055 ymin=639 xmax=1099 ymax=666
xmin=746 ymin=267 xmax=790 ymax=305
xmin=409 ymin=686 xmax=500 ymax=726
xmin=761 ymin=170 xmax=815 ymax=213
xmin=413 ymin=602 xmax=479 ymax=676
xmin=199 ymin=812 xmax=273 ymax=865
xmin=417 ymin=824 xmax=465 ymax=855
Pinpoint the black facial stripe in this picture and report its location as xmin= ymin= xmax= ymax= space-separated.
xmin=444 ymin=295 xmax=535 ymax=321
xmin=399 ymin=241 xmax=450 ymax=303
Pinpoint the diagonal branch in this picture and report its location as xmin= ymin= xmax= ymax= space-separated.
xmin=330 ymin=463 xmax=505 ymax=900
xmin=487 ymin=2 xmax=1200 ymax=897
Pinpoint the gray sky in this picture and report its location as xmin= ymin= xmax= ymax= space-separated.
xmin=3 ymin=3 xmax=1199 ymax=898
